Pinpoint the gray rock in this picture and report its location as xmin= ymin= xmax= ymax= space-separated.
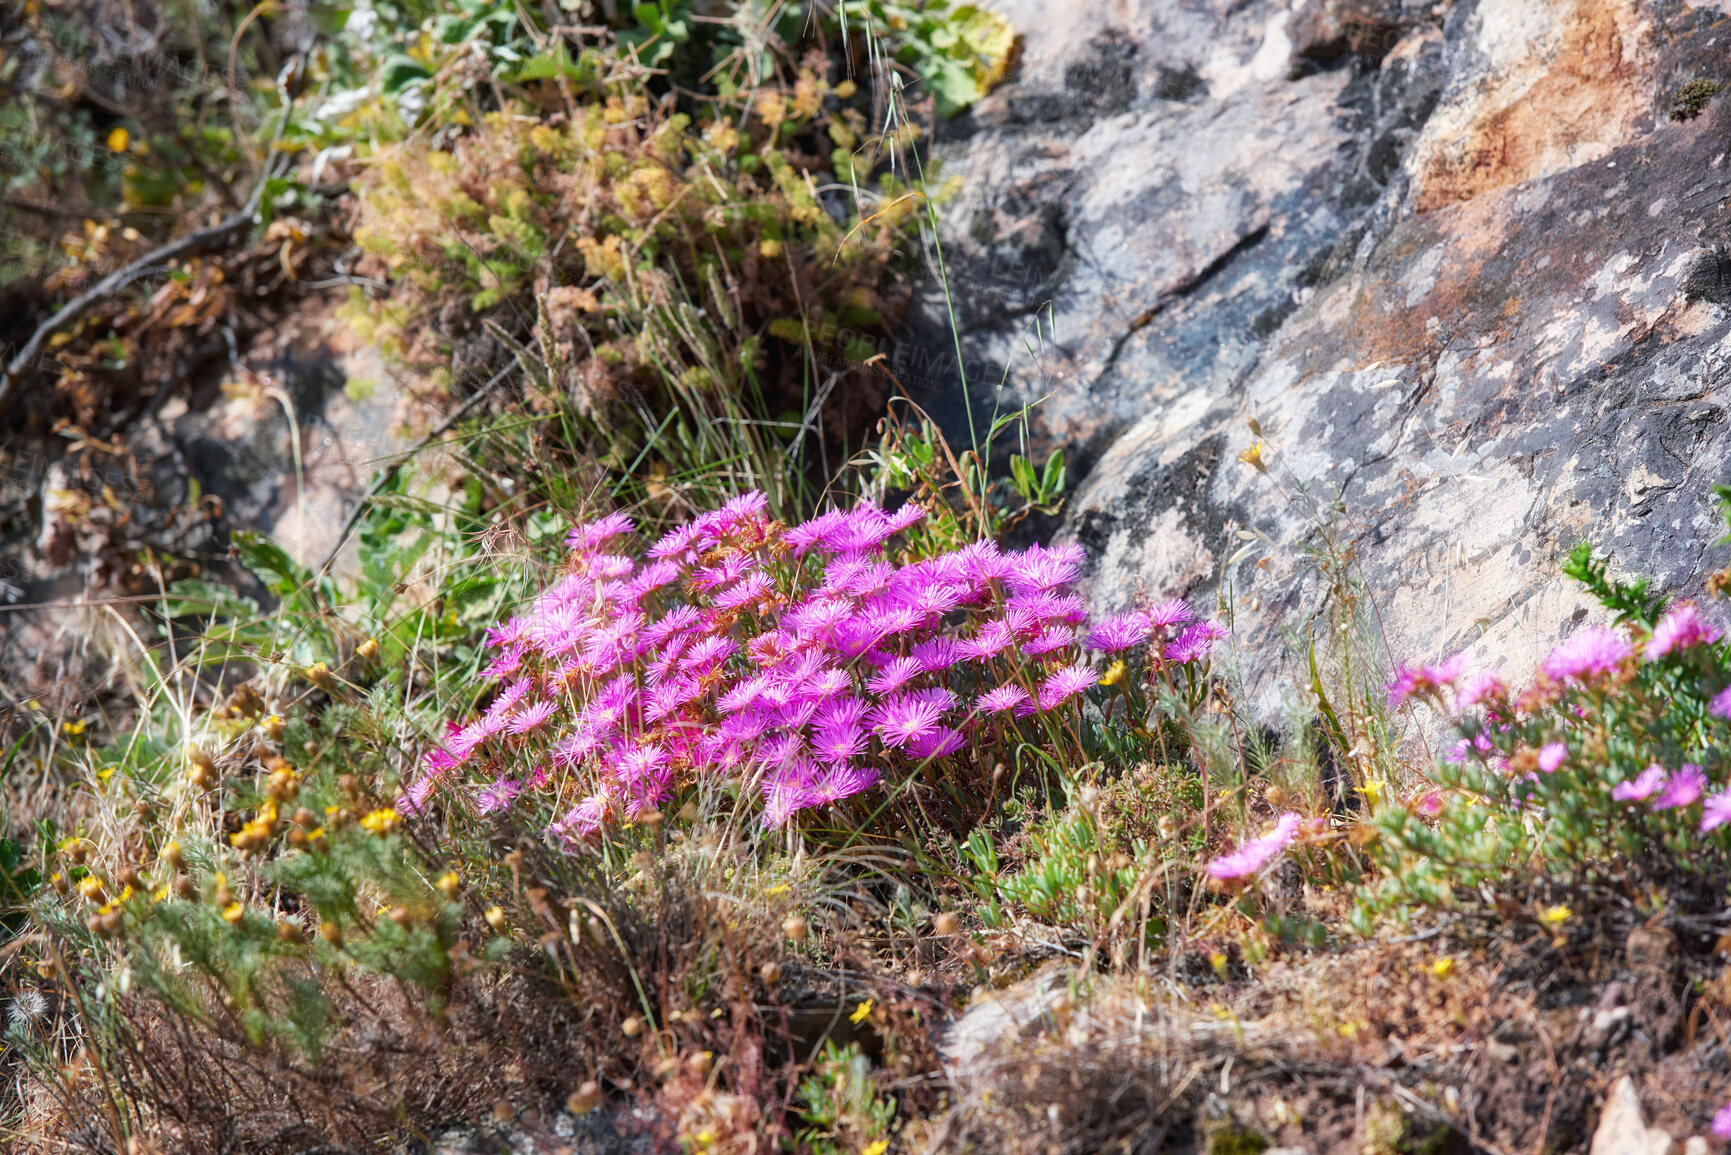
xmin=908 ymin=0 xmax=1731 ymax=708
xmin=1590 ymin=1075 xmax=1674 ymax=1155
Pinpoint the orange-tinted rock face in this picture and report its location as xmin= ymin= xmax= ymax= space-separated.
xmin=1409 ymin=0 xmax=1652 ymax=214
xmin=910 ymin=0 xmax=1731 ymax=708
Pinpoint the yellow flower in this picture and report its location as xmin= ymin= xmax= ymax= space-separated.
xmin=1540 ymin=905 xmax=1571 ymax=928
xmin=1208 ymin=952 xmax=1228 ymax=975
xmin=151 ymin=886 xmax=170 ymax=904
xmin=863 ymin=1141 xmax=889 ymax=1155
xmin=1099 ymin=659 xmax=1128 ymax=687
xmin=106 ymin=127 xmax=129 ymax=153
xmin=1429 ymin=957 xmax=1455 ymax=979
xmin=222 ymin=902 xmax=245 ymax=923
xmin=61 ymin=718 xmax=86 ymax=736
xmin=360 ymin=807 xmax=400 ymax=835
xmin=1238 ymin=441 xmax=1266 ymax=473
xmin=849 ymin=998 xmax=873 ymax=1025
xmin=77 ymin=877 xmax=106 ymax=901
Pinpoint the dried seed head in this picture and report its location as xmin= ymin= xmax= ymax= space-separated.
xmin=621 ymin=1015 xmax=644 ymax=1037
xmin=492 ymin=1101 xmax=515 ymax=1123
xmin=357 ymin=638 xmax=381 ymax=663
xmin=933 ymin=912 xmax=961 ymax=937
xmin=161 ymin=841 xmax=183 ymax=870
xmin=782 ymin=914 xmax=808 ymax=942
xmin=687 ymin=1051 xmax=713 ymax=1076
xmin=1265 ymin=784 xmax=1289 ymax=809
xmin=1106 ymin=852 xmax=1134 ymax=872
xmin=174 ymin=876 xmax=195 ymax=900
xmin=1157 ymin=815 xmax=1177 ymax=840
xmin=319 ymin=920 xmax=343 ymax=948
xmin=759 ymin=960 xmax=782 ymax=986
xmin=484 ymin=905 xmax=508 ymax=932
xmin=567 ymin=1081 xmax=601 ymax=1115
xmin=504 ymin=849 xmax=524 ymax=870
xmin=276 ymin=918 xmax=301 ymax=941
xmin=388 ymin=906 xmax=412 ymax=929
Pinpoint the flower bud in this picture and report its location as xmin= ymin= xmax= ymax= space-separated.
xmin=437 ymin=871 xmax=460 ymax=899
xmin=759 ymin=960 xmax=782 ymax=986
xmin=1265 ymin=784 xmax=1289 ymax=809
xmin=484 ymin=905 xmax=508 ymax=932
xmin=621 ymin=1015 xmax=644 ymax=1037
xmin=161 ymin=841 xmax=183 ymax=870
xmin=261 ymin=715 xmax=285 ymax=741
xmin=933 ymin=912 xmax=961 ymax=936
xmin=388 ymin=905 xmax=411 ymax=929
xmin=357 ymin=638 xmax=381 ymax=663
xmin=782 ymin=914 xmax=808 ymax=942
xmin=568 ymin=1081 xmax=601 ymax=1115
xmin=319 ymin=920 xmax=343 ymax=948
xmin=687 ymin=1051 xmax=713 ymax=1076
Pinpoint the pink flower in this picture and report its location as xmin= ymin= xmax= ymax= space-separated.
xmin=1415 ymin=790 xmax=1444 ymax=818
xmin=1005 ymin=542 xmax=1084 ymax=596
xmin=1021 ymin=625 xmax=1077 ymax=657
xmin=808 ymin=763 xmax=879 ymax=805
xmin=1612 ymin=765 xmax=1667 ymax=802
xmin=1144 ymin=600 xmax=1195 ymax=631
xmin=552 ymin=795 xmax=609 ymax=842
xmin=1651 ymin=764 xmax=1706 ymax=811
xmin=906 ymin=726 xmax=965 ymax=760
xmin=1699 ymin=791 xmax=1731 ymax=834
xmin=977 ymin=684 xmax=1033 ymax=715
xmin=1207 ymin=812 xmax=1303 ymax=880
xmin=872 ymin=692 xmax=949 ymax=749
xmin=911 ymin=637 xmax=965 ymax=672
xmin=1536 ymin=742 xmax=1566 ymax=773
xmin=1646 ymin=602 xmax=1721 ymax=660
xmin=867 ymin=656 xmax=924 ymax=696
xmin=477 ymin=777 xmax=522 ymax=814
xmin=1541 ymin=626 xmax=1630 ymax=683
xmin=960 ymin=619 xmax=1015 ymax=660
xmin=1037 ymin=665 xmax=1098 ymax=710
xmin=508 ymin=699 xmax=557 ymax=735
xmin=1711 ymin=685 xmax=1731 ymax=720
xmin=1165 ymin=621 xmax=1226 ymax=665
xmin=1386 ymin=653 xmax=1467 ymax=709
xmin=1085 ymin=612 xmax=1153 ymax=653
xmin=565 ymin=512 xmax=634 ymax=552
xmin=1454 ymin=670 xmax=1506 ymax=709
xmin=1712 ymin=1100 xmax=1731 ymax=1140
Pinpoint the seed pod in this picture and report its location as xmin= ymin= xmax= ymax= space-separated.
xmin=1106 ymin=852 xmax=1134 ymax=872
xmin=320 ymin=920 xmax=344 ymax=948
xmin=286 ymin=828 xmax=307 ymax=848
xmin=388 ymin=906 xmax=411 ymax=929
xmin=437 ymin=872 xmax=460 ymax=900
xmin=621 ymin=1015 xmax=644 ymax=1037
xmin=174 ymin=876 xmax=195 ymax=900
xmin=357 ymin=637 xmax=381 ymax=663
xmin=100 ymin=910 xmax=124 ymax=937
xmin=567 ymin=1081 xmax=601 ymax=1115
xmin=51 ymin=873 xmax=69 ymax=896
xmin=1157 ymin=815 xmax=1177 ymax=840
xmin=117 ymin=865 xmax=141 ymax=890
xmin=277 ymin=919 xmax=301 ymax=941
xmin=759 ymin=960 xmax=782 ymax=986
xmin=212 ymin=886 xmax=233 ymax=908
xmin=1265 ymin=784 xmax=1289 ymax=809
xmin=161 ymin=841 xmax=183 ymax=870
xmin=133 ymin=798 xmax=154 ymax=821
xmin=933 ymin=912 xmax=961 ymax=937
xmin=293 ymin=807 xmax=317 ymax=829
xmin=782 ymin=914 xmax=808 ymax=942
xmin=261 ymin=714 xmax=285 ymax=741
xmin=687 ymin=1051 xmax=713 ymax=1076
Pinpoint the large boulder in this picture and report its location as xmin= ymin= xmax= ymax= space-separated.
xmin=908 ymin=0 xmax=1731 ymax=708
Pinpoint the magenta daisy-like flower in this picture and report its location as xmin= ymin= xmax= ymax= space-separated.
xmin=1454 ymin=670 xmax=1506 ymax=709
xmin=977 ymin=684 xmax=1033 ymax=715
xmin=1037 ymin=665 xmax=1099 ymax=711
xmin=507 ymin=698 xmax=557 ymax=735
xmin=911 ymin=637 xmax=964 ymax=673
xmin=871 ymin=692 xmax=949 ymax=749
xmin=1085 ymin=612 xmax=1153 ymax=653
xmin=1144 ymin=600 xmax=1195 ymax=631
xmin=961 ymin=619 xmax=1015 ymax=661
xmin=868 ymin=656 xmax=924 ymax=696
xmin=1541 ymin=625 xmax=1631 ymax=683
xmin=1005 ymin=542 xmax=1085 ymax=596
xmin=1022 ymin=625 xmax=1077 ymax=657
xmin=1165 ymin=621 xmax=1226 ymax=665
xmin=565 ymin=512 xmax=634 ymax=553
xmin=1611 ymin=765 xmax=1667 ymax=802
xmin=1646 ymin=601 xmax=1721 ymax=660
xmin=809 ymin=763 xmax=880 ymax=805
xmin=553 ymin=795 xmax=609 ymax=842
xmin=907 ymin=726 xmax=965 ymax=760
xmin=476 ymin=777 xmax=522 ymax=815
xmin=1386 ymin=653 xmax=1467 ymax=709
xmin=1536 ymin=742 xmax=1566 ymax=773
xmin=1700 ymin=790 xmax=1731 ymax=834
xmin=1206 ymin=812 xmax=1303 ymax=880
xmin=761 ymin=760 xmax=821 ymax=827
xmin=1713 ymin=1101 xmax=1731 ymax=1141
xmin=1651 ymin=764 xmax=1707 ymax=811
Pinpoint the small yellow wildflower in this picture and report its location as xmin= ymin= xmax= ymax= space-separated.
xmin=1430 ymin=957 xmax=1455 ymax=979
xmin=77 ymin=877 xmax=105 ymax=901
xmin=222 ymin=902 xmax=245 ymax=923
xmin=1238 ymin=441 xmax=1266 ymax=473
xmin=849 ymin=998 xmax=873 ymax=1025
xmin=61 ymin=718 xmax=86 ymax=736
xmin=1099 ymin=659 xmax=1128 ymax=687
xmin=106 ymin=127 xmax=128 ymax=153
xmin=151 ymin=886 xmax=170 ymax=904
xmin=863 ymin=1141 xmax=889 ymax=1155
xmin=1540 ymin=905 xmax=1572 ymax=928
xmin=1208 ymin=951 xmax=1228 ymax=975
xmin=360 ymin=807 xmax=401 ymax=835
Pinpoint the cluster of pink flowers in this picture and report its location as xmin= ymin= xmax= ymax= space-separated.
xmin=1392 ymin=600 xmax=1731 ymax=833
xmin=401 ymin=493 xmax=1220 ymax=842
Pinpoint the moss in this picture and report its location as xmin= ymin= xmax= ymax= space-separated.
xmin=1209 ymin=1124 xmax=1270 ymax=1155
xmin=1670 ymin=79 xmax=1723 ymax=122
